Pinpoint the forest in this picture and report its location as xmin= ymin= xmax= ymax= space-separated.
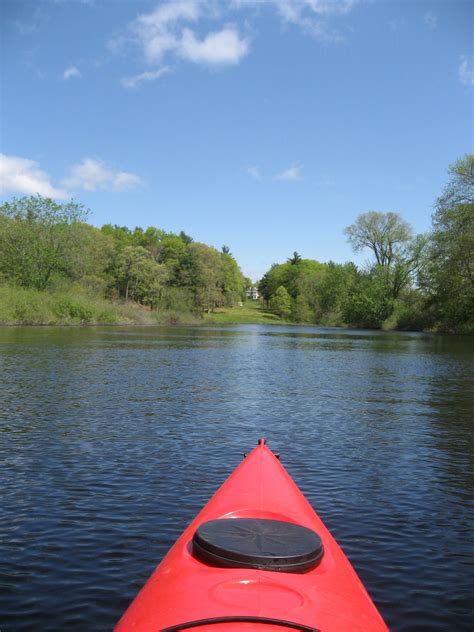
xmin=0 ymin=155 xmax=472 ymax=332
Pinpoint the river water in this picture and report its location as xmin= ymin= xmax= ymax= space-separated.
xmin=1 ymin=325 xmax=473 ymax=631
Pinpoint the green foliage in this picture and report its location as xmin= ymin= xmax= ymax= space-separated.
xmin=291 ymin=294 xmax=312 ymax=323
xmin=187 ymin=242 xmax=224 ymax=312
xmin=344 ymin=211 xmax=412 ymax=267
xmin=0 ymin=195 xmax=89 ymax=290
xmin=263 ymin=259 xmax=326 ymax=300
xmin=342 ymin=272 xmax=394 ymax=328
xmin=382 ymin=292 xmax=436 ymax=332
xmin=287 ymin=251 xmax=302 ymax=265
xmin=270 ymin=285 xmax=293 ymax=317
xmin=419 ymin=155 xmax=474 ymax=332
xmin=115 ymin=246 xmax=168 ymax=307
xmin=221 ymin=252 xmax=246 ymax=306
xmin=1 ymin=158 xmax=472 ymax=333
xmin=0 ymin=286 xmax=127 ymax=325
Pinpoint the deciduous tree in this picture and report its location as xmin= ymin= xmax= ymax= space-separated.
xmin=0 ymin=195 xmax=89 ymax=290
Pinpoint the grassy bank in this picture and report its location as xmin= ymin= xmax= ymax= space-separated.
xmin=203 ymin=301 xmax=291 ymax=325
xmin=2 ymin=287 xmax=465 ymax=332
xmin=0 ymin=287 xmax=291 ymax=327
xmin=0 ymin=286 xmax=200 ymax=326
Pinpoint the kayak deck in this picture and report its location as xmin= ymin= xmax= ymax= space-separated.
xmin=115 ymin=440 xmax=388 ymax=632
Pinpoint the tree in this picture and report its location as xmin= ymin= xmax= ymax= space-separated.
xmin=420 ymin=155 xmax=474 ymax=331
xmin=436 ymin=154 xmax=474 ymax=208
xmin=342 ymin=270 xmax=394 ymax=328
xmin=186 ymin=242 xmax=224 ymax=312
xmin=287 ymin=251 xmax=302 ymax=265
xmin=258 ymin=272 xmax=271 ymax=306
xmin=179 ymin=230 xmax=193 ymax=245
xmin=269 ymin=285 xmax=292 ymax=318
xmin=0 ymin=195 xmax=89 ymax=289
xmin=221 ymin=252 xmax=246 ymax=306
xmin=65 ymin=223 xmax=114 ymax=293
xmin=262 ymin=259 xmax=325 ymax=300
xmin=344 ymin=211 xmax=412 ymax=268
xmin=156 ymin=234 xmax=189 ymax=283
xmin=115 ymin=246 xmax=168 ymax=307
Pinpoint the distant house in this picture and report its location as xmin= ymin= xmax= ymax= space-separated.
xmin=247 ymin=287 xmax=259 ymax=300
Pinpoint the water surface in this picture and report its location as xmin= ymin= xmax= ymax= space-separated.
xmin=1 ymin=325 xmax=473 ymax=631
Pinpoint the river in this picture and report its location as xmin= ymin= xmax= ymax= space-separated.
xmin=1 ymin=325 xmax=473 ymax=631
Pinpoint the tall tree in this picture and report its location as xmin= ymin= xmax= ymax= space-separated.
xmin=0 ymin=195 xmax=89 ymax=290
xmin=187 ymin=243 xmax=224 ymax=312
xmin=269 ymin=285 xmax=292 ymax=317
xmin=344 ymin=211 xmax=424 ymax=300
xmin=421 ymin=155 xmax=474 ymax=331
xmin=287 ymin=251 xmax=302 ymax=265
xmin=344 ymin=211 xmax=412 ymax=268
xmin=115 ymin=246 xmax=168 ymax=307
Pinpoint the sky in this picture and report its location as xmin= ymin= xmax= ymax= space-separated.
xmin=1 ymin=0 xmax=472 ymax=281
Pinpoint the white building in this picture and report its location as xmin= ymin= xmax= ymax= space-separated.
xmin=247 ymin=287 xmax=259 ymax=300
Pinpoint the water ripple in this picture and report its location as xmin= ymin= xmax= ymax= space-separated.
xmin=1 ymin=325 xmax=473 ymax=631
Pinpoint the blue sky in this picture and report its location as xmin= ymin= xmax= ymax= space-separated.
xmin=1 ymin=0 xmax=472 ymax=280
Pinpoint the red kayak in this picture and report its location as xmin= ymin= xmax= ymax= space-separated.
xmin=115 ymin=440 xmax=389 ymax=632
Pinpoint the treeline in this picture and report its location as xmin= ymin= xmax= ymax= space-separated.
xmin=0 ymin=155 xmax=472 ymax=331
xmin=258 ymin=155 xmax=473 ymax=333
xmin=0 ymin=197 xmax=249 ymax=319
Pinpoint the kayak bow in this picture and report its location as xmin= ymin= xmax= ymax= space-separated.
xmin=115 ymin=439 xmax=389 ymax=632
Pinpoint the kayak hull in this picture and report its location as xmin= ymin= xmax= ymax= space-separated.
xmin=115 ymin=441 xmax=389 ymax=632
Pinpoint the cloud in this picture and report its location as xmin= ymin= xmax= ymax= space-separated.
xmin=0 ymin=154 xmax=69 ymax=199
xmin=234 ymin=0 xmax=356 ymax=42
xmin=458 ymin=55 xmax=474 ymax=86
xmin=179 ymin=26 xmax=248 ymax=64
xmin=131 ymin=0 xmax=200 ymax=62
xmin=62 ymin=158 xmax=143 ymax=192
xmin=111 ymin=0 xmax=356 ymax=83
xmin=129 ymin=1 xmax=249 ymax=67
xmin=246 ymin=165 xmax=261 ymax=180
xmin=121 ymin=66 xmax=170 ymax=88
xmin=423 ymin=11 xmax=437 ymax=30
xmin=274 ymin=164 xmax=302 ymax=181
xmin=63 ymin=65 xmax=81 ymax=79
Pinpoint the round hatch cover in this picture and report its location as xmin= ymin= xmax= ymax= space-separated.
xmin=192 ymin=518 xmax=324 ymax=573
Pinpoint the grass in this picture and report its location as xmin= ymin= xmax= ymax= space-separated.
xmin=0 ymin=285 xmax=136 ymax=325
xmin=0 ymin=286 xmax=286 ymax=327
xmin=0 ymin=285 xmax=209 ymax=326
xmin=203 ymin=300 xmax=289 ymax=325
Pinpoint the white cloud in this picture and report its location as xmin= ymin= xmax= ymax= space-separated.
xmin=458 ymin=55 xmax=474 ymax=86
xmin=63 ymin=65 xmax=82 ymax=79
xmin=423 ymin=11 xmax=437 ymax=30
xmin=179 ymin=26 xmax=248 ymax=64
xmin=274 ymin=164 xmax=302 ymax=181
xmin=234 ymin=0 xmax=356 ymax=41
xmin=63 ymin=158 xmax=143 ymax=192
xmin=112 ymin=0 xmax=355 ymax=82
xmin=246 ymin=165 xmax=261 ymax=180
xmin=121 ymin=66 xmax=170 ymax=88
xmin=132 ymin=0 xmax=200 ymax=63
xmin=0 ymin=154 xmax=69 ymax=199
xmin=130 ymin=1 xmax=248 ymax=67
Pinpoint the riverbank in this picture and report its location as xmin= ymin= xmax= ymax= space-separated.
xmin=0 ymin=286 xmax=293 ymax=327
xmin=1 ymin=286 xmax=471 ymax=333
xmin=0 ymin=286 xmax=202 ymax=326
xmin=203 ymin=301 xmax=291 ymax=325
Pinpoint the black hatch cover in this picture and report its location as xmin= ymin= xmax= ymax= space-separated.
xmin=192 ymin=518 xmax=324 ymax=573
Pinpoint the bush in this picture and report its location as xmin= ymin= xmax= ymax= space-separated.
xmin=52 ymin=296 xmax=95 ymax=322
xmin=382 ymin=293 xmax=436 ymax=332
